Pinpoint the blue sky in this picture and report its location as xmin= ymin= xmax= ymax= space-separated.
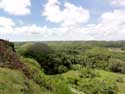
xmin=0 ymin=0 xmax=125 ymax=41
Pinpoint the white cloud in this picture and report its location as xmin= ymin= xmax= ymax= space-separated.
xmin=0 ymin=26 xmax=13 ymax=33
xmin=92 ymin=9 xmax=125 ymax=40
xmin=0 ymin=0 xmax=31 ymax=15
xmin=0 ymin=17 xmax=15 ymax=26
xmin=1 ymin=9 xmax=125 ymax=41
xmin=0 ymin=24 xmax=95 ymax=41
xmin=15 ymin=24 xmax=43 ymax=35
xmin=42 ymin=0 xmax=90 ymax=26
xmin=0 ymin=7 xmax=125 ymax=41
xmin=111 ymin=0 xmax=125 ymax=7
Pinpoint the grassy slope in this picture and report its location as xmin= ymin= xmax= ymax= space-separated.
xmin=62 ymin=69 xmax=125 ymax=94
xmin=21 ymin=57 xmax=72 ymax=94
xmin=1 ymin=57 xmax=125 ymax=94
xmin=0 ymin=57 xmax=72 ymax=94
xmin=1 ymin=55 xmax=125 ymax=94
xmin=0 ymin=67 xmax=51 ymax=94
xmin=98 ymin=70 xmax=125 ymax=94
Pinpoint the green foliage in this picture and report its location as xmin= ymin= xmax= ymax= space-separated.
xmin=116 ymin=76 xmax=124 ymax=83
xmin=76 ymin=79 xmax=118 ymax=94
xmin=21 ymin=57 xmax=72 ymax=94
xmin=17 ymin=42 xmax=125 ymax=74
xmin=19 ymin=43 xmax=62 ymax=74
xmin=71 ymin=64 xmax=82 ymax=70
xmin=0 ymin=68 xmax=47 ymax=94
xmin=20 ymin=43 xmax=53 ymax=62
xmin=80 ymin=68 xmax=100 ymax=78
xmin=14 ymin=41 xmax=125 ymax=94
xmin=62 ymin=69 xmax=120 ymax=94
xmin=108 ymin=59 xmax=125 ymax=73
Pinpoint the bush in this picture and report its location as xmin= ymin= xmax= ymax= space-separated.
xmin=21 ymin=43 xmax=53 ymax=62
xmin=71 ymin=64 xmax=82 ymax=70
xmin=19 ymin=43 xmax=61 ymax=74
xmin=76 ymin=79 xmax=118 ymax=94
xmin=116 ymin=76 xmax=124 ymax=83
xmin=43 ymin=53 xmax=71 ymax=74
xmin=108 ymin=59 xmax=125 ymax=73
xmin=80 ymin=68 xmax=100 ymax=78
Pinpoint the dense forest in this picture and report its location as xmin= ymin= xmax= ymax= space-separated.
xmin=0 ymin=39 xmax=125 ymax=94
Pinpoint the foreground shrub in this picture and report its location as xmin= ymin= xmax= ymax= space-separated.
xmin=76 ymin=79 xmax=118 ymax=94
xmin=108 ymin=59 xmax=125 ymax=73
xmin=116 ymin=76 xmax=124 ymax=83
xmin=80 ymin=68 xmax=100 ymax=78
xmin=0 ymin=67 xmax=46 ymax=94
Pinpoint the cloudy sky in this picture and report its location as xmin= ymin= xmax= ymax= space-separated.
xmin=0 ymin=0 xmax=125 ymax=41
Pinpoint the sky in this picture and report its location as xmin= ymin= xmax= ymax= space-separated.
xmin=0 ymin=0 xmax=125 ymax=41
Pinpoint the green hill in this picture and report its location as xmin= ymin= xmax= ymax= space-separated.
xmin=1 ymin=39 xmax=125 ymax=94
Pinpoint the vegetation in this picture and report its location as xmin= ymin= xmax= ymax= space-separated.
xmin=1 ymin=39 xmax=125 ymax=94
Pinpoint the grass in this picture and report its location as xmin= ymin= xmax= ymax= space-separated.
xmin=1 ymin=56 xmax=125 ymax=94
xmin=0 ymin=68 xmax=26 ymax=94
xmin=0 ymin=67 xmax=49 ymax=94
xmin=62 ymin=68 xmax=125 ymax=94
xmin=20 ymin=57 xmax=73 ymax=94
xmin=97 ymin=70 xmax=125 ymax=94
xmin=1 ymin=58 xmax=125 ymax=94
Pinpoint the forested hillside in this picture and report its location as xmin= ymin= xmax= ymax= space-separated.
xmin=1 ymin=39 xmax=125 ymax=94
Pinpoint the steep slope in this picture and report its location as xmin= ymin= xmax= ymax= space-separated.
xmin=0 ymin=67 xmax=45 ymax=94
xmin=0 ymin=39 xmax=49 ymax=94
xmin=0 ymin=39 xmax=31 ymax=78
